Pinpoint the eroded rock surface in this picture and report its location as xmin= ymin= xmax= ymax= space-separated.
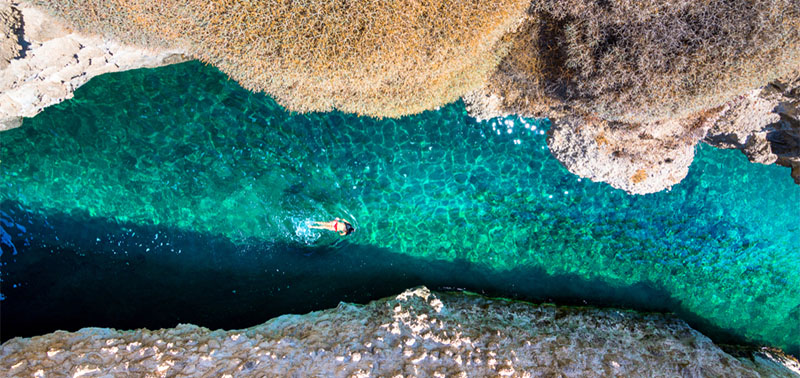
xmin=705 ymin=75 xmax=800 ymax=184
xmin=546 ymin=114 xmax=716 ymax=194
xmin=0 ymin=2 xmax=21 ymax=69
xmin=2 ymin=287 xmax=798 ymax=377
xmin=0 ymin=0 xmax=187 ymax=131
xmin=469 ymin=75 xmax=800 ymax=194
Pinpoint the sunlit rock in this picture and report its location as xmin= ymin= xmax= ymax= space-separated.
xmin=705 ymin=77 xmax=800 ymax=184
xmin=0 ymin=0 xmax=187 ymax=131
xmin=2 ymin=287 xmax=798 ymax=377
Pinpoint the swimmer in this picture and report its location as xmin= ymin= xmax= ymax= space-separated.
xmin=308 ymin=218 xmax=355 ymax=236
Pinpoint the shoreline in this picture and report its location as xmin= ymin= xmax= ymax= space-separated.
xmin=2 ymin=287 xmax=798 ymax=377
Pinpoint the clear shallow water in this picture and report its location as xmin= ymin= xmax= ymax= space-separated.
xmin=1 ymin=61 xmax=798 ymax=354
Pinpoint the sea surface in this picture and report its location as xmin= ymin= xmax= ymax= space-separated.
xmin=1 ymin=61 xmax=798 ymax=354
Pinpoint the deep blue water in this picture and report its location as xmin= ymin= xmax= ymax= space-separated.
xmin=1 ymin=61 xmax=798 ymax=355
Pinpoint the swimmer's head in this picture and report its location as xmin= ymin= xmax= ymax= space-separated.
xmin=345 ymin=222 xmax=355 ymax=235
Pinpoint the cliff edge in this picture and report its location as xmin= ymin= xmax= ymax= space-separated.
xmin=0 ymin=0 xmax=187 ymax=131
xmin=1 ymin=287 xmax=798 ymax=377
xmin=4 ymin=0 xmax=800 ymax=192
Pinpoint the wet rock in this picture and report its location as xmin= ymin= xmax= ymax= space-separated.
xmin=1 ymin=287 xmax=798 ymax=377
xmin=0 ymin=0 xmax=188 ymax=131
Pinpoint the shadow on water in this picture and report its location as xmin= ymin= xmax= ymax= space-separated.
xmin=1 ymin=200 xmax=775 ymax=355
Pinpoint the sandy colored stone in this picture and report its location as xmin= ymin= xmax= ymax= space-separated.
xmin=463 ymin=89 xmax=509 ymax=122
xmin=546 ymin=113 xmax=717 ymax=194
xmin=0 ymin=0 xmax=188 ymax=131
xmin=1 ymin=287 xmax=798 ymax=377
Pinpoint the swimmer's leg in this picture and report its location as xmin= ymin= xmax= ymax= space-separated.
xmin=307 ymin=221 xmax=326 ymax=230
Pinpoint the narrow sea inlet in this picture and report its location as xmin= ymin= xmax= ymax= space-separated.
xmin=1 ymin=61 xmax=798 ymax=355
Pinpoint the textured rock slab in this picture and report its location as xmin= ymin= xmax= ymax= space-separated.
xmin=0 ymin=0 xmax=187 ymax=131
xmin=2 ymin=287 xmax=798 ymax=377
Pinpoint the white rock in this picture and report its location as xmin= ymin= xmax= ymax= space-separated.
xmin=1 ymin=287 xmax=796 ymax=377
xmin=0 ymin=0 xmax=187 ymax=131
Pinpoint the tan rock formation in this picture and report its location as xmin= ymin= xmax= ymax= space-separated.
xmin=1 ymin=287 xmax=798 ymax=377
xmin=24 ymin=0 xmax=530 ymax=118
xmin=0 ymin=0 xmax=187 ymax=131
xmin=546 ymin=113 xmax=716 ymax=194
xmin=535 ymin=76 xmax=800 ymax=194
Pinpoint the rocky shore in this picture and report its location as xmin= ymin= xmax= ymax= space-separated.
xmin=470 ymin=75 xmax=800 ymax=194
xmin=0 ymin=0 xmax=186 ymax=131
xmin=704 ymin=79 xmax=800 ymax=185
xmin=2 ymin=287 xmax=799 ymax=377
xmin=2 ymin=0 xmax=799 ymax=191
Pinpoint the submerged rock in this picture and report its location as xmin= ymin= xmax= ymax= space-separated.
xmin=0 ymin=0 xmax=187 ymax=131
xmin=1 ymin=287 xmax=798 ymax=377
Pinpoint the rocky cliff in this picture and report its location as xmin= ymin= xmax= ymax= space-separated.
xmin=534 ymin=76 xmax=800 ymax=194
xmin=0 ymin=0 xmax=186 ymax=131
xmin=1 ymin=287 xmax=798 ymax=377
xmin=3 ymin=0 xmax=799 ymax=192
xmin=469 ymin=75 xmax=800 ymax=194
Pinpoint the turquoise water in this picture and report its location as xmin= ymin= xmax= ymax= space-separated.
xmin=1 ymin=61 xmax=798 ymax=353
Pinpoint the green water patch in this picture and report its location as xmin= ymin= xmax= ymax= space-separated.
xmin=1 ymin=61 xmax=798 ymax=353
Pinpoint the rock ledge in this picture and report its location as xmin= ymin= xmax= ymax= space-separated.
xmin=0 ymin=1 xmax=187 ymax=131
xmin=2 ymin=287 xmax=798 ymax=377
